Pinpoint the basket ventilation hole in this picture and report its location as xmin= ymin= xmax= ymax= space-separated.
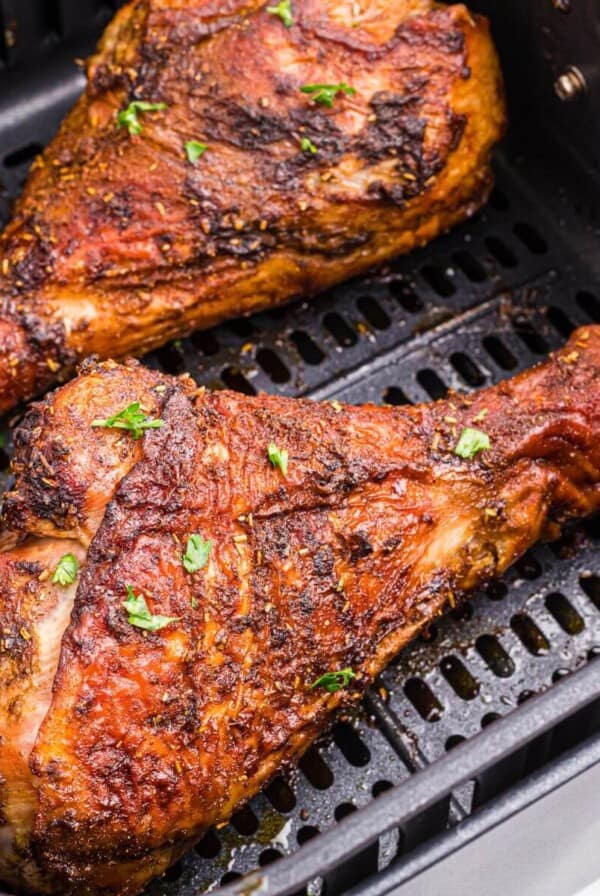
xmin=576 ymin=291 xmax=600 ymax=322
xmin=486 ymin=581 xmax=508 ymax=601
xmin=485 ymin=236 xmax=517 ymax=268
xmin=404 ymin=677 xmax=443 ymax=722
xmin=335 ymin=802 xmax=356 ymax=822
xmin=585 ymin=516 xmax=600 ymax=540
xmin=475 ymin=635 xmax=515 ymax=678
xmin=445 ymin=734 xmax=465 ymax=751
xmin=545 ymin=592 xmax=584 ymax=635
xmin=481 ymin=712 xmax=501 ymax=728
xmin=267 ymin=305 xmax=290 ymax=321
xmin=552 ymin=668 xmax=571 ymax=684
xmin=383 ymin=386 xmax=412 ymax=406
xmin=481 ymin=335 xmax=517 ymax=370
xmin=4 ymin=143 xmax=42 ymax=168
xmin=549 ymin=528 xmax=582 ymax=559
xmin=191 ymin=330 xmax=220 ymax=355
xmin=510 ymin=613 xmax=550 ymax=656
xmin=299 ymin=747 xmax=334 ymax=790
xmin=515 ymin=554 xmax=542 ymax=580
xmin=155 ymin=343 xmax=186 ymax=375
xmin=372 ymin=780 xmax=394 ymax=798
xmin=421 ymin=264 xmax=456 ymax=297
xmin=163 ymin=861 xmax=183 ymax=882
xmin=546 ymin=306 xmax=575 ymax=337
xmin=419 ymin=623 xmax=438 ymax=644
xmin=513 ymin=222 xmax=548 ymax=255
xmin=221 ymin=872 xmax=242 ymax=885
xmin=259 ymin=848 xmax=283 ymax=867
xmin=518 ymin=690 xmax=535 ymax=705
xmin=449 ymin=352 xmax=485 ymax=387
xmin=451 ymin=602 xmax=473 ymax=623
xmin=256 ymin=347 xmax=290 ymax=383
xmin=488 ymin=187 xmax=510 ymax=211
xmin=332 ymin=722 xmax=371 ymax=767
xmin=580 ymin=574 xmax=600 ymax=610
xmin=324 ymin=312 xmax=357 ymax=347
xmin=289 ymin=331 xmax=325 ymax=365
xmin=512 ymin=317 xmax=549 ymax=354
xmin=264 ymin=776 xmax=296 ymax=813
xmin=388 ymin=279 xmax=424 ymax=312
xmin=297 ymin=825 xmax=320 ymax=845
xmin=452 ymin=250 xmax=487 ymax=283
xmin=357 ymin=296 xmax=391 ymax=330
xmin=231 ymin=804 xmax=259 ymax=836
xmin=439 ymin=656 xmax=479 ymax=700
xmin=195 ymin=829 xmax=221 ymax=859
xmin=416 ymin=368 xmax=447 ymax=400
xmin=221 ymin=366 xmax=257 ymax=395
xmin=227 ymin=317 xmax=255 ymax=338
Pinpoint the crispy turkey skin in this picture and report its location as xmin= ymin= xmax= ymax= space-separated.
xmin=0 ymin=0 xmax=505 ymax=413
xmin=1 ymin=327 xmax=600 ymax=895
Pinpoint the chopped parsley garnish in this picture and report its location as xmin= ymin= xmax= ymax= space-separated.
xmin=300 ymin=136 xmax=318 ymax=154
xmin=267 ymin=442 xmax=288 ymax=476
xmin=52 ymin=553 xmax=79 ymax=586
xmin=454 ymin=427 xmax=491 ymax=459
xmin=311 ymin=667 xmax=357 ymax=693
xmin=117 ymin=101 xmax=168 ymax=136
xmin=300 ymin=82 xmax=356 ymax=108
xmin=266 ymin=0 xmax=293 ymax=27
xmin=122 ymin=585 xmax=179 ymax=631
xmin=185 ymin=140 xmax=208 ymax=164
xmin=91 ymin=402 xmax=164 ymax=440
xmin=182 ymin=534 xmax=212 ymax=574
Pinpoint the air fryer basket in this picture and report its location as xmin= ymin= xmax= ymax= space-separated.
xmin=1 ymin=2 xmax=600 ymax=895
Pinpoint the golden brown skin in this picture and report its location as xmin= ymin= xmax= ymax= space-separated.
xmin=1 ymin=327 xmax=600 ymax=894
xmin=0 ymin=0 xmax=505 ymax=413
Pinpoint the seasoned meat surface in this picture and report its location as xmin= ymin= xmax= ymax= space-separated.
xmin=1 ymin=328 xmax=600 ymax=894
xmin=0 ymin=0 xmax=505 ymax=412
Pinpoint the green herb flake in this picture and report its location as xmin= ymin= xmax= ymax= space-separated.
xmin=267 ymin=442 xmax=288 ymax=476
xmin=117 ymin=101 xmax=168 ymax=136
xmin=266 ymin=0 xmax=293 ymax=27
xmin=454 ymin=427 xmax=491 ymax=459
xmin=183 ymin=534 xmax=212 ymax=574
xmin=123 ymin=585 xmax=179 ymax=632
xmin=185 ymin=140 xmax=208 ymax=164
xmin=311 ymin=667 xmax=357 ymax=693
xmin=52 ymin=553 xmax=79 ymax=587
xmin=300 ymin=136 xmax=318 ymax=154
xmin=299 ymin=82 xmax=356 ymax=108
xmin=91 ymin=402 xmax=164 ymax=440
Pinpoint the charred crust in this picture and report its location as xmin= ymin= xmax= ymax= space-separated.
xmin=200 ymin=99 xmax=292 ymax=149
xmin=312 ymin=545 xmax=334 ymax=577
xmin=347 ymin=532 xmax=374 ymax=562
xmin=358 ymin=88 xmax=427 ymax=165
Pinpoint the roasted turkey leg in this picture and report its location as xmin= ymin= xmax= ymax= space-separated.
xmin=1 ymin=327 xmax=600 ymax=895
xmin=0 ymin=0 xmax=505 ymax=413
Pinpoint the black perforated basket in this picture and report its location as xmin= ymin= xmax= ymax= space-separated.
xmin=2 ymin=2 xmax=600 ymax=895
